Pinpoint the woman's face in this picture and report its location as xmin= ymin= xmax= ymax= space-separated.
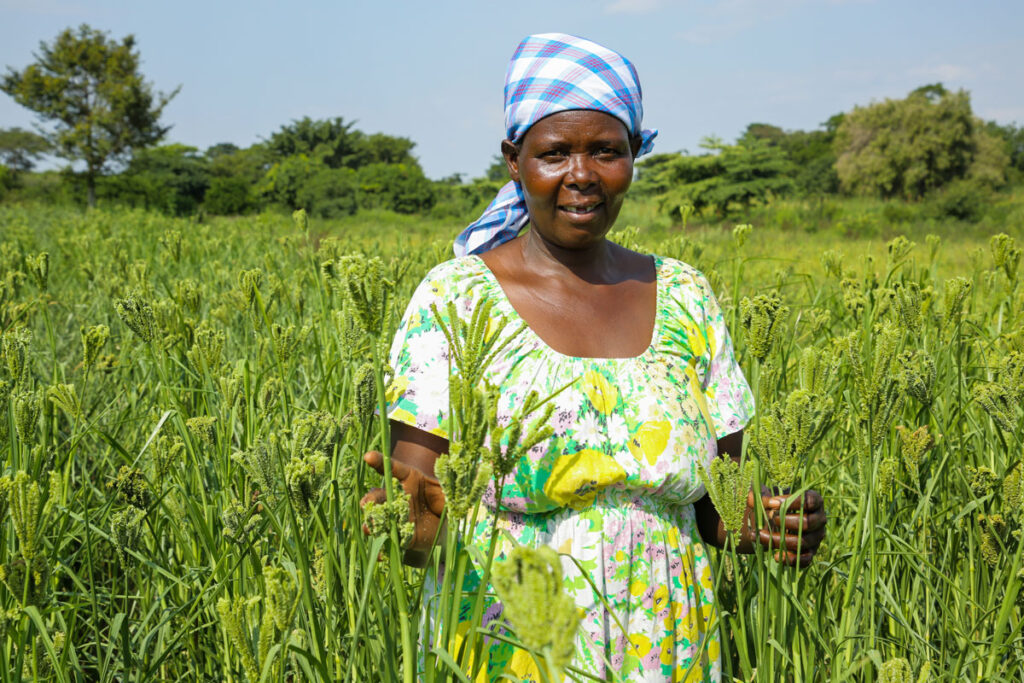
xmin=503 ymin=110 xmax=638 ymax=250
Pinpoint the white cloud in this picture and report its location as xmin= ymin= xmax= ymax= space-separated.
xmin=605 ymin=0 xmax=665 ymax=14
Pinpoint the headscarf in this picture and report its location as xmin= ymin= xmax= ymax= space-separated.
xmin=453 ymin=33 xmax=658 ymax=257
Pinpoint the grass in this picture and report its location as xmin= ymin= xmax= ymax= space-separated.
xmin=0 ymin=196 xmax=1021 ymax=681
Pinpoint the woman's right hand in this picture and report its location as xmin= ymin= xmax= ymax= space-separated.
xmin=360 ymin=450 xmax=447 ymax=567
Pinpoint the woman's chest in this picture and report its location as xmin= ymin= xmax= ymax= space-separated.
xmin=483 ymin=352 xmax=716 ymax=513
xmin=483 ymin=260 xmax=658 ymax=360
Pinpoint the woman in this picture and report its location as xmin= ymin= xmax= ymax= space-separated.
xmin=361 ymin=33 xmax=826 ymax=681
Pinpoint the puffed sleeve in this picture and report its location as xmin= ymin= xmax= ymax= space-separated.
xmin=693 ymin=272 xmax=755 ymax=438
xmin=385 ymin=269 xmax=455 ymax=439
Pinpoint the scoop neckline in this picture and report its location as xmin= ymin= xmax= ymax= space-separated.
xmin=468 ymin=253 xmax=664 ymax=362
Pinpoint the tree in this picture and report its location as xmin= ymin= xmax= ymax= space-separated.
xmin=833 ymin=86 xmax=1007 ymax=199
xmin=122 ymin=144 xmax=210 ymax=215
xmin=0 ymin=127 xmax=50 ymax=173
xmin=636 ymin=139 xmax=794 ymax=218
xmin=266 ymin=117 xmax=362 ymax=168
xmin=265 ymin=117 xmax=420 ymax=171
xmin=1 ymin=24 xmax=178 ymax=206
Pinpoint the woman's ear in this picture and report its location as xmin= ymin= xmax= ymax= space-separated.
xmin=501 ymin=140 xmax=520 ymax=183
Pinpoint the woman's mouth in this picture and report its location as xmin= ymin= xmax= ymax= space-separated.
xmin=558 ymin=202 xmax=603 ymax=215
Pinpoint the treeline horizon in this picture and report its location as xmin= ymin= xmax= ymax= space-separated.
xmin=3 ymin=85 xmax=1024 ymax=224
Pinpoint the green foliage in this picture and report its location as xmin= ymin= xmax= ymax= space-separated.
xmin=265 ymin=116 xmax=418 ymax=170
xmin=205 ymin=176 xmax=254 ymax=215
xmin=266 ymin=116 xmax=362 ymax=168
xmin=0 ymin=127 xmax=50 ymax=173
xmin=1 ymin=24 xmax=178 ymax=205
xmin=984 ymin=121 xmax=1024 ymax=174
xmin=355 ymin=162 xmax=435 ymax=214
xmin=114 ymin=144 xmax=211 ymax=216
xmin=927 ymin=178 xmax=989 ymax=222
xmin=297 ymin=166 xmax=358 ymax=218
xmin=638 ymin=138 xmax=794 ymax=218
xmin=834 ymin=86 xmax=1009 ymax=199
xmin=483 ymin=153 xmax=509 ymax=182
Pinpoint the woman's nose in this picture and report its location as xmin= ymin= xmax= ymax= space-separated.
xmin=565 ymin=153 xmax=597 ymax=188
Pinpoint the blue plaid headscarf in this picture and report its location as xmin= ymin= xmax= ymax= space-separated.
xmin=453 ymin=33 xmax=658 ymax=256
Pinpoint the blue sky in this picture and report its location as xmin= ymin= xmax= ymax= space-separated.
xmin=2 ymin=0 xmax=1022 ymax=180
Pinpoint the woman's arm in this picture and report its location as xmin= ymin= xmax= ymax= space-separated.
xmin=360 ymin=420 xmax=449 ymax=567
xmin=693 ymin=430 xmax=827 ymax=567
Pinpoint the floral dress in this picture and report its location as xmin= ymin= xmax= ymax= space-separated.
xmin=386 ymin=255 xmax=754 ymax=682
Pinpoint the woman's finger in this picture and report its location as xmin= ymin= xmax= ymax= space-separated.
xmin=762 ymin=490 xmax=824 ymax=514
xmin=359 ymin=487 xmax=387 ymax=508
xmin=773 ymin=549 xmax=818 ymax=567
xmin=758 ymin=526 xmax=825 ymax=553
xmin=767 ymin=508 xmax=827 ymax=533
xmin=362 ymin=451 xmax=413 ymax=481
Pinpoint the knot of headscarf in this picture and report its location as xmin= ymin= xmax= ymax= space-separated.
xmin=453 ymin=33 xmax=658 ymax=257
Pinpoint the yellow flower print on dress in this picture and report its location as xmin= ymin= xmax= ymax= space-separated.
xmin=628 ymin=633 xmax=653 ymax=658
xmin=385 ymin=375 xmax=409 ymax=404
xmin=628 ymin=420 xmax=671 ymax=465
xmin=652 ymin=584 xmax=670 ymax=613
xmin=582 ymin=370 xmax=618 ymax=414
xmin=544 ymin=449 xmax=626 ymax=510
xmin=681 ymin=317 xmax=707 ymax=358
xmin=507 ymin=648 xmax=543 ymax=681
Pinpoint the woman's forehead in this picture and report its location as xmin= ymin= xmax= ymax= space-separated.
xmin=520 ymin=110 xmax=631 ymax=144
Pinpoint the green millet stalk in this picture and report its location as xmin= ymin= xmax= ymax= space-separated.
xmin=46 ymin=382 xmax=80 ymax=419
xmin=110 ymin=506 xmax=146 ymax=569
xmin=941 ymin=276 xmax=972 ymax=329
xmin=233 ymin=439 xmax=280 ymax=501
xmin=878 ymin=657 xmax=912 ymax=683
xmin=80 ymin=324 xmax=110 ymax=370
xmin=114 ymin=292 xmax=156 ymax=343
xmin=972 ymin=382 xmax=1017 ymax=433
xmin=698 ymin=455 xmax=753 ymax=536
xmin=284 ymin=448 xmax=329 ymax=516
xmin=263 ymin=566 xmax=299 ymax=631
xmin=895 ymin=425 xmax=937 ymax=479
xmin=13 ymin=389 xmax=39 ymax=443
xmin=2 ymin=326 xmax=30 ymax=385
xmin=292 ymin=410 xmax=344 ymax=456
xmin=9 ymin=471 xmax=42 ymax=560
xmin=186 ymin=416 xmax=218 ymax=447
xmin=174 ymin=278 xmax=202 ymax=315
xmin=739 ymin=293 xmax=789 ymax=362
xmin=186 ymin=322 xmax=226 ymax=374
xmin=886 ymin=235 xmax=915 ymax=270
xmin=216 ymin=596 xmax=260 ymax=683
xmin=26 ymin=251 xmax=49 ymax=290
xmin=492 ymin=546 xmax=581 ymax=677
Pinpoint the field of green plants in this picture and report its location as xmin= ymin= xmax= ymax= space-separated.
xmin=0 ymin=202 xmax=1023 ymax=682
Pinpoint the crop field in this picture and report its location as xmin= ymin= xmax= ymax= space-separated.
xmin=0 ymin=203 xmax=1023 ymax=682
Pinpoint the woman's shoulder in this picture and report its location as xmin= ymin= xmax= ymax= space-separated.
xmin=654 ymin=255 xmax=715 ymax=296
xmin=418 ymin=255 xmax=490 ymax=286
xmin=407 ymin=255 xmax=494 ymax=305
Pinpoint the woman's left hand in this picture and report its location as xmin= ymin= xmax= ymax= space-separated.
xmin=750 ymin=489 xmax=826 ymax=568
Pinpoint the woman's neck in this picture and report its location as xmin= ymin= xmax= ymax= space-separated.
xmin=517 ymin=229 xmax=619 ymax=284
